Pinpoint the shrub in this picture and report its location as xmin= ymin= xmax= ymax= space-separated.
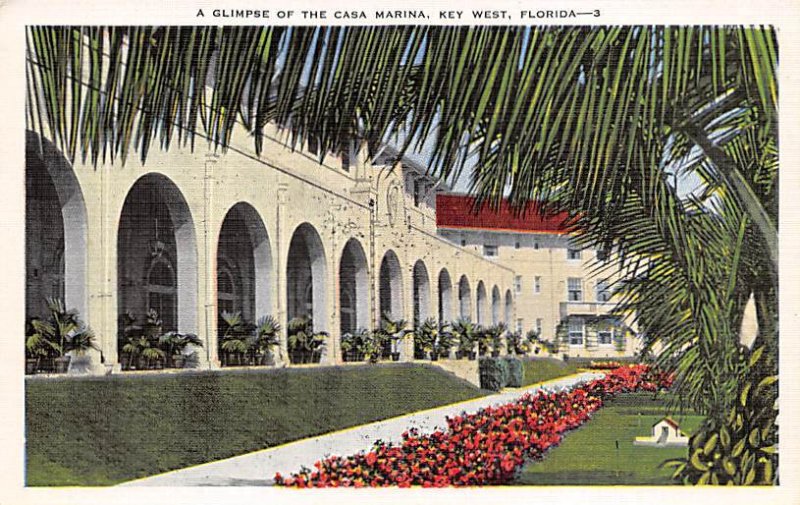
xmin=479 ymin=357 xmax=509 ymax=391
xmin=504 ymin=357 xmax=523 ymax=387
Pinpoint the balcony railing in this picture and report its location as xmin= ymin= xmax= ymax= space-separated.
xmin=559 ymin=301 xmax=615 ymax=318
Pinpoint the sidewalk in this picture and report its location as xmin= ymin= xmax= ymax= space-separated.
xmin=121 ymin=371 xmax=603 ymax=486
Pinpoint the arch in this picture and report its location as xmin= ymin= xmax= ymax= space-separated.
xmin=339 ymin=238 xmax=369 ymax=335
xmin=491 ymin=285 xmax=501 ymax=326
xmin=505 ymin=290 xmax=513 ymax=325
xmin=25 ymin=132 xmax=88 ymax=323
xmin=117 ymin=172 xmax=198 ymax=337
xmin=476 ymin=281 xmax=488 ymax=325
xmin=438 ymin=268 xmax=453 ymax=325
xmin=412 ymin=260 xmax=431 ymax=325
xmin=217 ymin=202 xmax=273 ymax=328
xmin=286 ymin=223 xmax=328 ymax=331
xmin=458 ymin=275 xmax=472 ymax=320
xmin=378 ymin=250 xmax=403 ymax=321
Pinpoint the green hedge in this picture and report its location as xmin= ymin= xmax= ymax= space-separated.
xmin=479 ymin=357 xmax=522 ymax=391
xmin=504 ymin=357 xmax=523 ymax=387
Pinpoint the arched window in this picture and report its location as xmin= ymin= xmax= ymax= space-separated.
xmin=147 ymin=256 xmax=177 ymax=331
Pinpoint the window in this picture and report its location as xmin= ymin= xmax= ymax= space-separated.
xmin=516 ymin=318 xmax=524 ymax=333
xmin=536 ymin=318 xmax=543 ymax=335
xmin=534 ymin=276 xmax=542 ymax=294
xmin=534 ymin=242 xmax=539 ymax=250
xmin=596 ymin=279 xmax=611 ymax=302
xmin=460 ymin=238 xmax=466 ymax=247
xmin=567 ymin=248 xmax=582 ymax=260
xmin=483 ymin=245 xmax=498 ymax=257
xmin=568 ymin=318 xmax=584 ymax=345
xmin=514 ymin=275 xmax=523 ymax=294
xmin=597 ymin=248 xmax=609 ymax=261
xmin=413 ymin=179 xmax=423 ymax=207
xmin=515 ymin=241 xmax=520 ymax=249
xmin=599 ymin=330 xmax=613 ymax=345
xmin=567 ymin=278 xmax=583 ymax=302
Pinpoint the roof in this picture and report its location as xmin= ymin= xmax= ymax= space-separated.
xmin=436 ymin=193 xmax=573 ymax=234
xmin=653 ymin=417 xmax=682 ymax=430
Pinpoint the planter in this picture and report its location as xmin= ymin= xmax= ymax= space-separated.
xmin=468 ymin=351 xmax=477 ymax=361
xmin=172 ymin=355 xmax=185 ymax=369
xmin=290 ymin=350 xmax=321 ymax=364
xmin=391 ymin=352 xmax=400 ymax=362
xmin=26 ymin=358 xmax=38 ymax=375
xmin=430 ymin=352 xmax=439 ymax=362
xmin=54 ymin=355 xmax=71 ymax=374
xmin=261 ymin=351 xmax=276 ymax=366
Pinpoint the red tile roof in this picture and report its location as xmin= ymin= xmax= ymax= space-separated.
xmin=436 ymin=194 xmax=573 ymax=235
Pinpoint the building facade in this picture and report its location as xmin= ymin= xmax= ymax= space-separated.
xmin=25 ymin=122 xmax=523 ymax=372
xmin=437 ymin=195 xmax=639 ymax=358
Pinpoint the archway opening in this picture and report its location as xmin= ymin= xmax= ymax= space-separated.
xmin=438 ymin=269 xmax=453 ymax=325
xmin=339 ymin=238 xmax=368 ymax=335
xmin=412 ymin=260 xmax=430 ymax=325
xmin=217 ymin=202 xmax=273 ymax=330
xmin=505 ymin=290 xmax=513 ymax=326
xmin=492 ymin=286 xmax=501 ymax=326
xmin=476 ymin=281 xmax=488 ymax=325
xmin=117 ymin=173 xmax=198 ymax=360
xmin=286 ymin=223 xmax=327 ymax=331
xmin=378 ymin=250 xmax=403 ymax=322
xmin=458 ymin=275 xmax=472 ymax=321
xmin=25 ymin=134 xmax=88 ymax=325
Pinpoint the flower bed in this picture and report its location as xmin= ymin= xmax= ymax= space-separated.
xmin=275 ymin=365 xmax=673 ymax=487
xmin=588 ymin=360 xmax=623 ymax=370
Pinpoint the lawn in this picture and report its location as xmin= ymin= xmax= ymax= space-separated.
xmin=521 ymin=357 xmax=581 ymax=386
xmin=26 ymin=363 xmax=488 ymax=486
xmin=514 ymin=393 xmax=704 ymax=485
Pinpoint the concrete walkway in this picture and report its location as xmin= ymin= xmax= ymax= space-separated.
xmin=122 ymin=371 xmax=603 ymax=487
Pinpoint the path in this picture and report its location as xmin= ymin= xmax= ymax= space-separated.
xmin=121 ymin=371 xmax=603 ymax=486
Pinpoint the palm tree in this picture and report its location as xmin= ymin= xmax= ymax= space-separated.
xmin=25 ymin=26 xmax=777 ymax=483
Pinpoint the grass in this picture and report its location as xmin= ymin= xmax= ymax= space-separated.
xmin=514 ymin=393 xmax=704 ymax=485
xmin=26 ymin=363 xmax=488 ymax=486
xmin=521 ymin=357 xmax=581 ymax=386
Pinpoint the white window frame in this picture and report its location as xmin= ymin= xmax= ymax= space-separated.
xmin=536 ymin=318 xmax=543 ymax=335
xmin=483 ymin=244 xmax=498 ymax=257
xmin=534 ymin=276 xmax=541 ymax=294
xmin=598 ymin=330 xmax=613 ymax=345
xmin=516 ymin=318 xmax=524 ymax=334
xmin=514 ymin=275 xmax=523 ymax=294
xmin=596 ymin=279 xmax=611 ymax=302
xmin=568 ymin=318 xmax=584 ymax=346
xmin=567 ymin=277 xmax=583 ymax=302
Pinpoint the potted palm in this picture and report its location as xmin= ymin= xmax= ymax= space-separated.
xmin=436 ymin=324 xmax=455 ymax=359
xmin=29 ymin=298 xmax=95 ymax=374
xmin=452 ymin=319 xmax=477 ymax=360
xmin=254 ymin=315 xmax=281 ymax=365
xmin=288 ymin=316 xmax=326 ymax=364
xmin=160 ymin=331 xmax=203 ymax=368
xmin=414 ymin=318 xmax=438 ymax=360
xmin=378 ymin=315 xmax=407 ymax=361
xmin=25 ymin=328 xmax=50 ymax=375
xmin=360 ymin=330 xmax=384 ymax=364
xmin=219 ymin=311 xmax=252 ymax=366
